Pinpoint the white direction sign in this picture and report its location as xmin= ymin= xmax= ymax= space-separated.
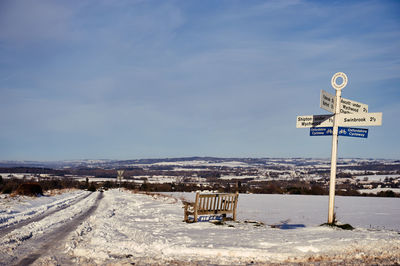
xmin=338 ymin=112 xmax=382 ymax=127
xmin=320 ymin=90 xmax=368 ymax=114
xmin=296 ymin=114 xmax=334 ymax=128
xmin=297 ymin=113 xmax=382 ymax=128
xmin=320 ymin=90 xmax=335 ymax=112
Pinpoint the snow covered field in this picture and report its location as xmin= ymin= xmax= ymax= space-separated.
xmin=355 ymin=174 xmax=399 ymax=182
xmin=0 ymin=189 xmax=399 ymax=265
xmin=169 ymin=192 xmax=400 ymax=231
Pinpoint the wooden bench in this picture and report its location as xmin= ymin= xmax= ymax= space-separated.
xmin=183 ymin=192 xmax=239 ymax=223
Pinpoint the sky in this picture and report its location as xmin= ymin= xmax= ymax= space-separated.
xmin=0 ymin=0 xmax=399 ymax=161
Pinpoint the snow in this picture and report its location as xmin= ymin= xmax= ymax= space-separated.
xmin=132 ymin=175 xmax=182 ymax=184
xmin=1 ymin=189 xmax=400 ymax=264
xmin=0 ymin=190 xmax=90 ymax=229
xmin=358 ymin=188 xmax=400 ymax=194
xmin=150 ymin=160 xmax=250 ymax=168
xmin=0 ymin=173 xmax=33 ymax=179
xmin=355 ymin=174 xmax=400 ymax=182
xmin=220 ymin=175 xmax=259 ymax=180
xmin=0 ymin=190 xmax=98 ymax=264
xmin=67 ymin=190 xmax=400 ymax=264
xmin=170 ymin=192 xmax=400 ymax=231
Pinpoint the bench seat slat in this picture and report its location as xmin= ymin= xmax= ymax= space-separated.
xmin=197 ymin=210 xmax=235 ymax=215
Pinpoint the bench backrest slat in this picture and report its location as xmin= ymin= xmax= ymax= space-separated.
xmin=196 ymin=193 xmax=238 ymax=211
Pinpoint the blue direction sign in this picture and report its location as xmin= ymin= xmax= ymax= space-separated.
xmin=310 ymin=127 xmax=333 ymax=136
xmin=338 ymin=127 xmax=368 ymax=138
xmin=310 ymin=127 xmax=368 ymax=138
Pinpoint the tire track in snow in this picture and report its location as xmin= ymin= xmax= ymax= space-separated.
xmin=12 ymin=191 xmax=103 ymax=265
xmin=0 ymin=191 xmax=92 ymax=238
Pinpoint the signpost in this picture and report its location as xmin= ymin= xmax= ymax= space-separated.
xmin=310 ymin=127 xmax=368 ymax=138
xmin=338 ymin=127 xmax=368 ymax=138
xmin=297 ymin=112 xmax=381 ymax=128
xmin=296 ymin=115 xmax=334 ymax=128
xmin=117 ymin=170 xmax=124 ymax=181
xmin=320 ymin=90 xmax=369 ymax=114
xmin=297 ymin=72 xmax=382 ymax=224
xmin=337 ymin=112 xmax=382 ymax=127
xmin=117 ymin=170 xmax=124 ymax=191
xmin=310 ymin=127 xmax=333 ymax=136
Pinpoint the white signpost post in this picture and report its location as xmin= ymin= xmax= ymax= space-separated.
xmin=296 ymin=72 xmax=383 ymax=224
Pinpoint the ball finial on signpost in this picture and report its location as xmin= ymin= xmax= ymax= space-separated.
xmin=331 ymin=72 xmax=348 ymax=91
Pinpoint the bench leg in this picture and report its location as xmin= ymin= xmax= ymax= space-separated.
xmin=184 ymin=205 xmax=188 ymax=222
xmin=193 ymin=192 xmax=200 ymax=223
xmin=233 ymin=192 xmax=239 ymax=221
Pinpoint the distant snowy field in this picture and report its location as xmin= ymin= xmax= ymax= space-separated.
xmin=168 ymin=192 xmax=400 ymax=231
xmin=1 ymin=190 xmax=399 ymax=264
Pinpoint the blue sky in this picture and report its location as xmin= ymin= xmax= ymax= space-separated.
xmin=1 ymin=0 xmax=399 ymax=161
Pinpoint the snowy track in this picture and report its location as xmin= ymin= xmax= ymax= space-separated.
xmin=16 ymin=192 xmax=103 ymax=265
xmin=0 ymin=191 xmax=92 ymax=238
xmin=0 ymin=191 xmax=102 ymax=265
